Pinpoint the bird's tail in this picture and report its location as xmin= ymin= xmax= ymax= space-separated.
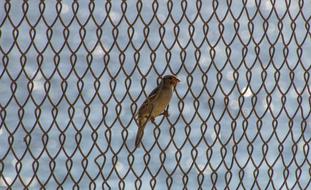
xmin=135 ymin=117 xmax=148 ymax=148
xmin=135 ymin=128 xmax=144 ymax=148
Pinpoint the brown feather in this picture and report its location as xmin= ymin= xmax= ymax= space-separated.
xmin=135 ymin=116 xmax=149 ymax=147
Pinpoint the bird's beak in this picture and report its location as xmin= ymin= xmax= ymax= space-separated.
xmin=173 ymin=77 xmax=180 ymax=87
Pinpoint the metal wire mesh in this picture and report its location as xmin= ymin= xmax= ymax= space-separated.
xmin=0 ymin=0 xmax=311 ymax=189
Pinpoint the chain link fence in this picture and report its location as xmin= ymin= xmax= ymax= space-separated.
xmin=0 ymin=0 xmax=311 ymax=189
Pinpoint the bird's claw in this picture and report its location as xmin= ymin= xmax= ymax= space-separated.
xmin=150 ymin=117 xmax=155 ymax=122
xmin=161 ymin=110 xmax=169 ymax=117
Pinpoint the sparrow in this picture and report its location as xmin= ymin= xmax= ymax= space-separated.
xmin=135 ymin=75 xmax=180 ymax=148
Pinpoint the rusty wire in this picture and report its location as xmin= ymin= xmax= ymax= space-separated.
xmin=0 ymin=0 xmax=311 ymax=189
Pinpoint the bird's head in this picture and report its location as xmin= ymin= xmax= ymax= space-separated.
xmin=162 ymin=75 xmax=180 ymax=87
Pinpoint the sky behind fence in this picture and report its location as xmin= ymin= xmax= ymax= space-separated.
xmin=0 ymin=0 xmax=311 ymax=189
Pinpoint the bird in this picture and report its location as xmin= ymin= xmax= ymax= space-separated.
xmin=135 ymin=75 xmax=180 ymax=148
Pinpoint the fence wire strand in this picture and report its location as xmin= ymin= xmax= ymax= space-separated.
xmin=0 ymin=0 xmax=311 ymax=189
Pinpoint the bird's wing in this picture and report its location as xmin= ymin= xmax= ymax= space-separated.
xmin=136 ymin=85 xmax=161 ymax=117
xmin=147 ymin=86 xmax=160 ymax=101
